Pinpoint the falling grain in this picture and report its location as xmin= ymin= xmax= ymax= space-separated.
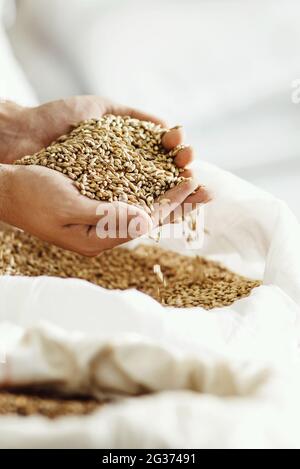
xmin=0 ymin=228 xmax=261 ymax=310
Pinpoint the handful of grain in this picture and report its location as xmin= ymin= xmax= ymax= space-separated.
xmin=0 ymin=229 xmax=261 ymax=310
xmin=15 ymin=115 xmax=187 ymax=212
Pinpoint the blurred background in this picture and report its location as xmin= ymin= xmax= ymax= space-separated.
xmin=1 ymin=0 xmax=299 ymax=218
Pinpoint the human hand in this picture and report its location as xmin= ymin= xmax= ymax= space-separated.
xmin=0 ymin=164 xmax=155 ymax=255
xmin=0 ymin=97 xmax=193 ymax=166
xmin=2 ymin=95 xmax=209 ymax=193
xmin=0 ymin=163 xmax=205 ymax=255
xmin=0 ymin=97 xmax=210 ymax=254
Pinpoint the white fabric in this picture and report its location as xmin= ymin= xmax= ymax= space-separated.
xmin=8 ymin=0 xmax=300 ymax=169
xmin=0 ymin=161 xmax=300 ymax=448
xmin=7 ymin=0 xmax=300 ymax=220
xmin=0 ymin=0 xmax=36 ymax=105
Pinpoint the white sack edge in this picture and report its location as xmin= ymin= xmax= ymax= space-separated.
xmin=0 ymin=161 xmax=300 ymax=448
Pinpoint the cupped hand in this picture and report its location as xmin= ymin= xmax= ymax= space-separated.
xmin=0 ymin=97 xmax=211 ymax=255
xmin=0 ymin=164 xmax=153 ymax=256
xmin=1 ymin=96 xmax=193 ymax=168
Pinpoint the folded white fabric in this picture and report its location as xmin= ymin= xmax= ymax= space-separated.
xmin=0 ymin=161 xmax=299 ymax=448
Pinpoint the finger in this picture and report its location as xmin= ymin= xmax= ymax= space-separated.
xmin=66 ymin=202 xmax=153 ymax=256
xmin=168 ymin=187 xmax=211 ymax=224
xmin=174 ymin=146 xmax=194 ymax=168
xmin=152 ymin=178 xmax=199 ymax=227
xmin=180 ymin=169 xmax=193 ymax=178
xmin=184 ymin=186 xmax=212 ymax=205
xmin=92 ymin=202 xmax=152 ymax=252
xmin=163 ymin=187 xmax=211 ymax=224
xmin=161 ymin=127 xmax=184 ymax=150
xmin=66 ymin=188 xmax=146 ymax=226
xmin=66 ymin=193 xmax=105 ymax=225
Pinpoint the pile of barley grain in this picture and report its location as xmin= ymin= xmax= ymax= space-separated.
xmin=15 ymin=115 xmax=187 ymax=212
xmin=0 ymin=229 xmax=261 ymax=309
xmin=0 ymin=391 xmax=101 ymax=419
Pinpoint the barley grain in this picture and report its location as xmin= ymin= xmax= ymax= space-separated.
xmin=0 ymin=391 xmax=101 ymax=419
xmin=15 ymin=115 xmax=188 ymax=210
xmin=0 ymin=228 xmax=261 ymax=310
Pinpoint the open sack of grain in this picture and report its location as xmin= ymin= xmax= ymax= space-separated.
xmin=0 ymin=155 xmax=300 ymax=447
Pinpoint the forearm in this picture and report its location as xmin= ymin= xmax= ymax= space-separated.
xmin=0 ymin=101 xmax=30 ymax=164
xmin=0 ymin=164 xmax=13 ymax=223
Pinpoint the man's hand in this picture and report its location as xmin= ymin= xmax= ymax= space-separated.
xmin=0 ymin=97 xmax=210 ymax=255
xmin=0 ymin=96 xmax=193 ymax=167
xmin=0 ymin=164 xmax=154 ymax=256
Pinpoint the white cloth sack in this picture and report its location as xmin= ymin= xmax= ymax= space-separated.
xmin=0 ymin=161 xmax=300 ymax=448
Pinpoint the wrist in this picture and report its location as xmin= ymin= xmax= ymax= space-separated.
xmin=0 ymin=164 xmax=14 ymax=223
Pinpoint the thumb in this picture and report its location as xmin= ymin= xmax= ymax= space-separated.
xmin=73 ymin=201 xmax=153 ymax=253
xmin=95 ymin=201 xmax=153 ymax=240
xmin=67 ymin=196 xmax=105 ymax=225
